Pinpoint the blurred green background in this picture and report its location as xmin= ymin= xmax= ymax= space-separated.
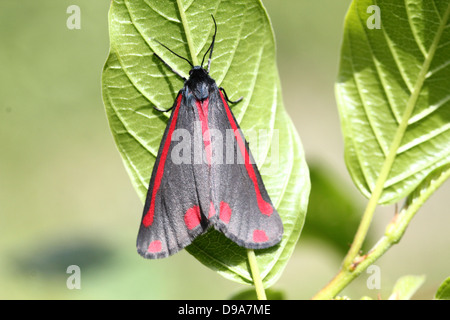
xmin=0 ymin=0 xmax=448 ymax=299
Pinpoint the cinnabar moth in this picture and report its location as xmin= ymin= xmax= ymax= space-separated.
xmin=137 ymin=16 xmax=283 ymax=259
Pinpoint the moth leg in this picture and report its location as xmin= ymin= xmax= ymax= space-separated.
xmin=152 ymin=90 xmax=182 ymax=112
xmin=153 ymin=105 xmax=174 ymax=112
xmin=219 ymin=87 xmax=243 ymax=105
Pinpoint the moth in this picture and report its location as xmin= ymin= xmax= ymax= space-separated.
xmin=137 ymin=16 xmax=283 ymax=259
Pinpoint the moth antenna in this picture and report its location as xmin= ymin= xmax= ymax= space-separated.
xmin=201 ymin=14 xmax=217 ymax=73
xmin=154 ymin=39 xmax=194 ymax=69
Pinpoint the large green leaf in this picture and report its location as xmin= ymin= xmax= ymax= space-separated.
xmin=102 ymin=0 xmax=309 ymax=287
xmin=337 ymin=0 xmax=450 ymax=204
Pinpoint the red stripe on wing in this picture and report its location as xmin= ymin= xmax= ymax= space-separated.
xmin=195 ymin=98 xmax=212 ymax=165
xmin=143 ymin=94 xmax=183 ymax=227
xmin=219 ymin=91 xmax=273 ymax=217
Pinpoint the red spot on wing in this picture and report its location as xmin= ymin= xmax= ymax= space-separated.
xmin=143 ymin=94 xmax=183 ymax=227
xmin=147 ymin=240 xmax=162 ymax=253
xmin=195 ymin=99 xmax=212 ymax=165
xmin=184 ymin=206 xmax=201 ymax=230
xmin=219 ymin=92 xmax=273 ymax=216
xmin=219 ymin=201 xmax=232 ymax=224
xmin=208 ymin=202 xmax=216 ymax=218
xmin=253 ymin=230 xmax=268 ymax=243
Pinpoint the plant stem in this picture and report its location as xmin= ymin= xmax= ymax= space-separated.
xmin=342 ymin=11 xmax=436 ymax=267
xmin=342 ymin=186 xmax=380 ymax=269
xmin=327 ymin=1 xmax=450 ymax=295
xmin=176 ymin=0 xmax=199 ymax=66
xmin=313 ymin=3 xmax=450 ymax=300
xmin=313 ymin=166 xmax=450 ymax=299
xmin=247 ymin=249 xmax=267 ymax=300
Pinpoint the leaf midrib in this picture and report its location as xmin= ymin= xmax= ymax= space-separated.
xmin=176 ymin=0 xmax=198 ymax=65
xmin=369 ymin=2 xmax=450 ymax=196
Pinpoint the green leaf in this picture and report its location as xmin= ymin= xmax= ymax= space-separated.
xmin=388 ymin=275 xmax=425 ymax=300
xmin=336 ymin=0 xmax=450 ymax=204
xmin=435 ymin=276 xmax=450 ymax=300
xmin=102 ymin=0 xmax=309 ymax=287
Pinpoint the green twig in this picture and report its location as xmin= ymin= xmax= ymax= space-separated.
xmin=313 ymin=166 xmax=450 ymax=299
xmin=247 ymin=249 xmax=267 ymax=300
